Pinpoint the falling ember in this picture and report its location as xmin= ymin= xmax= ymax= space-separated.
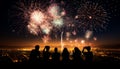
xmin=42 ymin=35 xmax=51 ymax=43
xmin=85 ymin=30 xmax=93 ymax=39
xmin=61 ymin=10 xmax=66 ymax=16
xmin=75 ymin=15 xmax=79 ymax=19
xmin=27 ymin=22 xmax=39 ymax=35
xmin=88 ymin=16 xmax=92 ymax=19
xmin=66 ymin=32 xmax=70 ymax=38
xmin=66 ymin=38 xmax=69 ymax=40
xmin=74 ymin=39 xmax=78 ymax=43
xmin=72 ymin=30 xmax=76 ymax=35
xmin=93 ymin=37 xmax=97 ymax=41
xmin=81 ymin=40 xmax=85 ymax=44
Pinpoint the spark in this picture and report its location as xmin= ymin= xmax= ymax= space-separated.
xmin=85 ymin=30 xmax=93 ymax=39
xmin=48 ymin=3 xmax=64 ymax=28
xmin=93 ymin=37 xmax=97 ymax=41
xmin=61 ymin=10 xmax=66 ymax=16
xmin=42 ymin=35 xmax=51 ymax=43
xmin=81 ymin=40 xmax=85 ymax=44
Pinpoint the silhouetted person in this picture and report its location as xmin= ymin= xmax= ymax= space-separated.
xmin=72 ymin=47 xmax=84 ymax=64
xmin=51 ymin=47 xmax=60 ymax=64
xmin=0 ymin=55 xmax=13 ymax=64
xmin=61 ymin=47 xmax=70 ymax=64
xmin=29 ymin=45 xmax=41 ymax=64
xmin=82 ymin=46 xmax=93 ymax=64
xmin=0 ymin=50 xmax=2 ymax=57
xmin=42 ymin=46 xmax=51 ymax=64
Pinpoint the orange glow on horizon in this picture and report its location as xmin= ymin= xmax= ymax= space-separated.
xmin=0 ymin=39 xmax=96 ymax=52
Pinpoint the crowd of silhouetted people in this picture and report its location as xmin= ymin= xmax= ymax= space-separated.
xmin=28 ymin=45 xmax=93 ymax=65
xmin=1 ymin=44 xmax=120 ymax=66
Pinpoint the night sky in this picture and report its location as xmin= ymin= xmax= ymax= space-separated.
xmin=0 ymin=0 xmax=120 ymax=47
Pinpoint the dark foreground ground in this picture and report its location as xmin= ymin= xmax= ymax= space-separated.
xmin=0 ymin=47 xmax=120 ymax=68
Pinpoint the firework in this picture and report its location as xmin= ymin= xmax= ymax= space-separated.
xmin=10 ymin=0 xmax=108 ymax=48
xmin=52 ymin=18 xmax=64 ymax=28
xmin=30 ymin=10 xmax=45 ymax=24
xmin=27 ymin=22 xmax=39 ymax=35
xmin=76 ymin=1 xmax=108 ymax=32
xmin=85 ymin=30 xmax=93 ymax=39
xmin=28 ymin=10 xmax=52 ymax=35
xmin=48 ymin=4 xmax=60 ymax=18
xmin=48 ymin=3 xmax=64 ymax=28
xmin=12 ymin=0 xmax=53 ymax=36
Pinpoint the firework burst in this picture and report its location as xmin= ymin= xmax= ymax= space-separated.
xmin=16 ymin=0 xmax=53 ymax=36
xmin=9 ymin=0 xmax=112 ymax=48
xmin=76 ymin=1 xmax=109 ymax=32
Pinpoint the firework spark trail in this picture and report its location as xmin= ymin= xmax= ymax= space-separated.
xmin=61 ymin=31 xmax=64 ymax=52
xmin=42 ymin=35 xmax=51 ymax=43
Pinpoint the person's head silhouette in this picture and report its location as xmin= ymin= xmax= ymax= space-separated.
xmin=54 ymin=47 xmax=58 ymax=52
xmin=35 ymin=45 xmax=40 ymax=51
xmin=85 ymin=46 xmax=91 ymax=52
xmin=44 ymin=46 xmax=50 ymax=52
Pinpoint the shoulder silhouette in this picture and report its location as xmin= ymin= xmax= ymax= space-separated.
xmin=42 ymin=46 xmax=51 ymax=64
xmin=82 ymin=46 xmax=93 ymax=64
xmin=51 ymin=47 xmax=60 ymax=64
xmin=61 ymin=47 xmax=70 ymax=64
xmin=72 ymin=47 xmax=84 ymax=64
xmin=29 ymin=45 xmax=41 ymax=64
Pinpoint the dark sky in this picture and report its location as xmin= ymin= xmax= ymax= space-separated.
xmin=0 ymin=0 xmax=120 ymax=46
